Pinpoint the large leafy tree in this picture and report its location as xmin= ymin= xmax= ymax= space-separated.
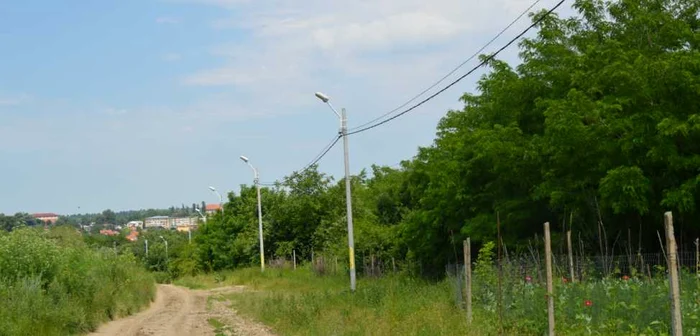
xmin=397 ymin=0 xmax=700 ymax=272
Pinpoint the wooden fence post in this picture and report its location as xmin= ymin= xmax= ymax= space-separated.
xmin=463 ymin=238 xmax=472 ymax=324
xmin=695 ymin=238 xmax=699 ymax=277
xmin=665 ymin=212 xmax=683 ymax=336
xmin=293 ymin=249 xmax=297 ymax=270
xmin=567 ymin=230 xmax=575 ymax=283
xmin=544 ymin=222 xmax=555 ymax=336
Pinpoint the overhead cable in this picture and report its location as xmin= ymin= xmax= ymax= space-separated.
xmin=347 ymin=0 xmax=566 ymax=136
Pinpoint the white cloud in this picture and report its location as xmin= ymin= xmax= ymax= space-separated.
xmin=176 ymin=0 xmax=576 ymax=125
xmin=311 ymin=12 xmax=466 ymax=51
xmin=156 ymin=17 xmax=180 ymax=24
xmin=181 ymin=0 xmax=566 ymax=80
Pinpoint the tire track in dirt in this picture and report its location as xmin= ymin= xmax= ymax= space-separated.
xmin=89 ymin=284 xmax=273 ymax=336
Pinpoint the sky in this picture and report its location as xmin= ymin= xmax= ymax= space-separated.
xmin=0 ymin=0 xmax=575 ymax=215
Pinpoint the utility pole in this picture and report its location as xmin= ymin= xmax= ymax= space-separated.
xmin=341 ymin=107 xmax=356 ymax=291
xmin=315 ymin=92 xmax=356 ymax=292
xmin=240 ymin=156 xmax=265 ymax=272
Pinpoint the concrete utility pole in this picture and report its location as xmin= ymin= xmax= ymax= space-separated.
xmin=159 ymin=236 xmax=168 ymax=262
xmin=240 ymin=155 xmax=265 ymax=272
xmin=315 ymin=91 xmax=356 ymax=292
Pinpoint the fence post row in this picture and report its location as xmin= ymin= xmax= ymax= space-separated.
xmin=567 ymin=230 xmax=575 ymax=283
xmin=463 ymin=238 xmax=472 ymax=324
xmin=544 ymin=222 xmax=555 ymax=336
xmin=664 ymin=212 xmax=683 ymax=336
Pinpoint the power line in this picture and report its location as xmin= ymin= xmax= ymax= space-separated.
xmin=254 ymin=134 xmax=342 ymax=187
xmin=301 ymin=134 xmax=342 ymax=171
xmin=263 ymin=133 xmax=343 ymax=186
xmin=347 ymin=0 xmax=566 ymax=136
xmin=349 ymin=0 xmax=544 ymax=133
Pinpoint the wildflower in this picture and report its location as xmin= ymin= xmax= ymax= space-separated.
xmin=525 ymin=275 xmax=532 ymax=283
xmin=562 ymin=277 xmax=569 ymax=284
xmin=584 ymin=300 xmax=593 ymax=307
xmin=622 ymin=275 xmax=630 ymax=281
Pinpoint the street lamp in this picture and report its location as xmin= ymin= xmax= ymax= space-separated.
xmin=314 ymin=91 xmax=356 ymax=292
xmin=159 ymin=235 xmax=168 ymax=262
xmin=240 ymin=155 xmax=265 ymax=272
xmin=194 ymin=207 xmax=206 ymax=222
xmin=208 ymin=186 xmax=224 ymax=212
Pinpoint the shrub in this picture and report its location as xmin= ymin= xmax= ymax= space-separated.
xmin=0 ymin=227 xmax=155 ymax=335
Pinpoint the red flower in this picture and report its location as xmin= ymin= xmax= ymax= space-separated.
xmin=562 ymin=277 xmax=569 ymax=284
xmin=622 ymin=275 xmax=630 ymax=281
xmin=525 ymin=275 xmax=532 ymax=283
xmin=584 ymin=300 xmax=593 ymax=307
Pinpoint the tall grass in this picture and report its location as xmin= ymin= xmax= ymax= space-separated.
xmin=0 ymin=227 xmax=155 ymax=335
xmin=177 ymin=267 xmax=478 ymax=335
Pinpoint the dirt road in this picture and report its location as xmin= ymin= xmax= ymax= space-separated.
xmin=89 ymin=284 xmax=274 ymax=336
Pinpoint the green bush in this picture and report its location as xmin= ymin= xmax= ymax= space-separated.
xmin=0 ymin=227 xmax=155 ymax=335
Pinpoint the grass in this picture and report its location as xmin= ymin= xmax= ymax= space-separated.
xmin=177 ymin=267 xmax=478 ymax=336
xmin=0 ymin=227 xmax=155 ymax=335
xmin=176 ymin=264 xmax=700 ymax=336
xmin=208 ymin=317 xmax=233 ymax=336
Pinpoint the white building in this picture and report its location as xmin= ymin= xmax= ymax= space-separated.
xmin=126 ymin=221 xmax=144 ymax=229
xmin=144 ymin=216 xmax=197 ymax=230
xmin=145 ymin=216 xmax=170 ymax=228
xmin=172 ymin=217 xmax=197 ymax=228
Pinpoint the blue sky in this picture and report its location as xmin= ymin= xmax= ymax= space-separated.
xmin=0 ymin=0 xmax=574 ymax=215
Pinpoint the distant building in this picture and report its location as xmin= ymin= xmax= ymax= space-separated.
xmin=205 ymin=204 xmax=221 ymax=214
xmin=176 ymin=225 xmax=195 ymax=233
xmin=32 ymin=213 xmax=59 ymax=224
xmin=144 ymin=216 xmax=198 ymax=230
xmin=172 ymin=217 xmax=197 ymax=228
xmin=126 ymin=221 xmax=143 ymax=229
xmin=145 ymin=216 xmax=170 ymax=228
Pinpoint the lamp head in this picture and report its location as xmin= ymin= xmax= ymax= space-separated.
xmin=208 ymin=186 xmax=216 ymax=191
xmin=239 ymin=155 xmax=249 ymax=163
xmin=315 ymin=92 xmax=329 ymax=103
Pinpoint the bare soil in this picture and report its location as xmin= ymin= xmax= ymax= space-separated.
xmin=89 ymin=284 xmax=275 ymax=336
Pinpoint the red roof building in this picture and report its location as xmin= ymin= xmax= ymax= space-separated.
xmin=126 ymin=230 xmax=139 ymax=242
xmin=99 ymin=229 xmax=119 ymax=236
xmin=32 ymin=213 xmax=59 ymax=224
xmin=205 ymin=204 xmax=221 ymax=213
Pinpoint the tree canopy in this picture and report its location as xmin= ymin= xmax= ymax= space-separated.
xmin=192 ymin=0 xmax=700 ymax=277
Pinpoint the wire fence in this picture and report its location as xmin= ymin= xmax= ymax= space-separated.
xmin=267 ymin=252 xmax=402 ymax=278
xmin=446 ymin=250 xmax=699 ymax=308
xmin=442 ymin=217 xmax=700 ymax=335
